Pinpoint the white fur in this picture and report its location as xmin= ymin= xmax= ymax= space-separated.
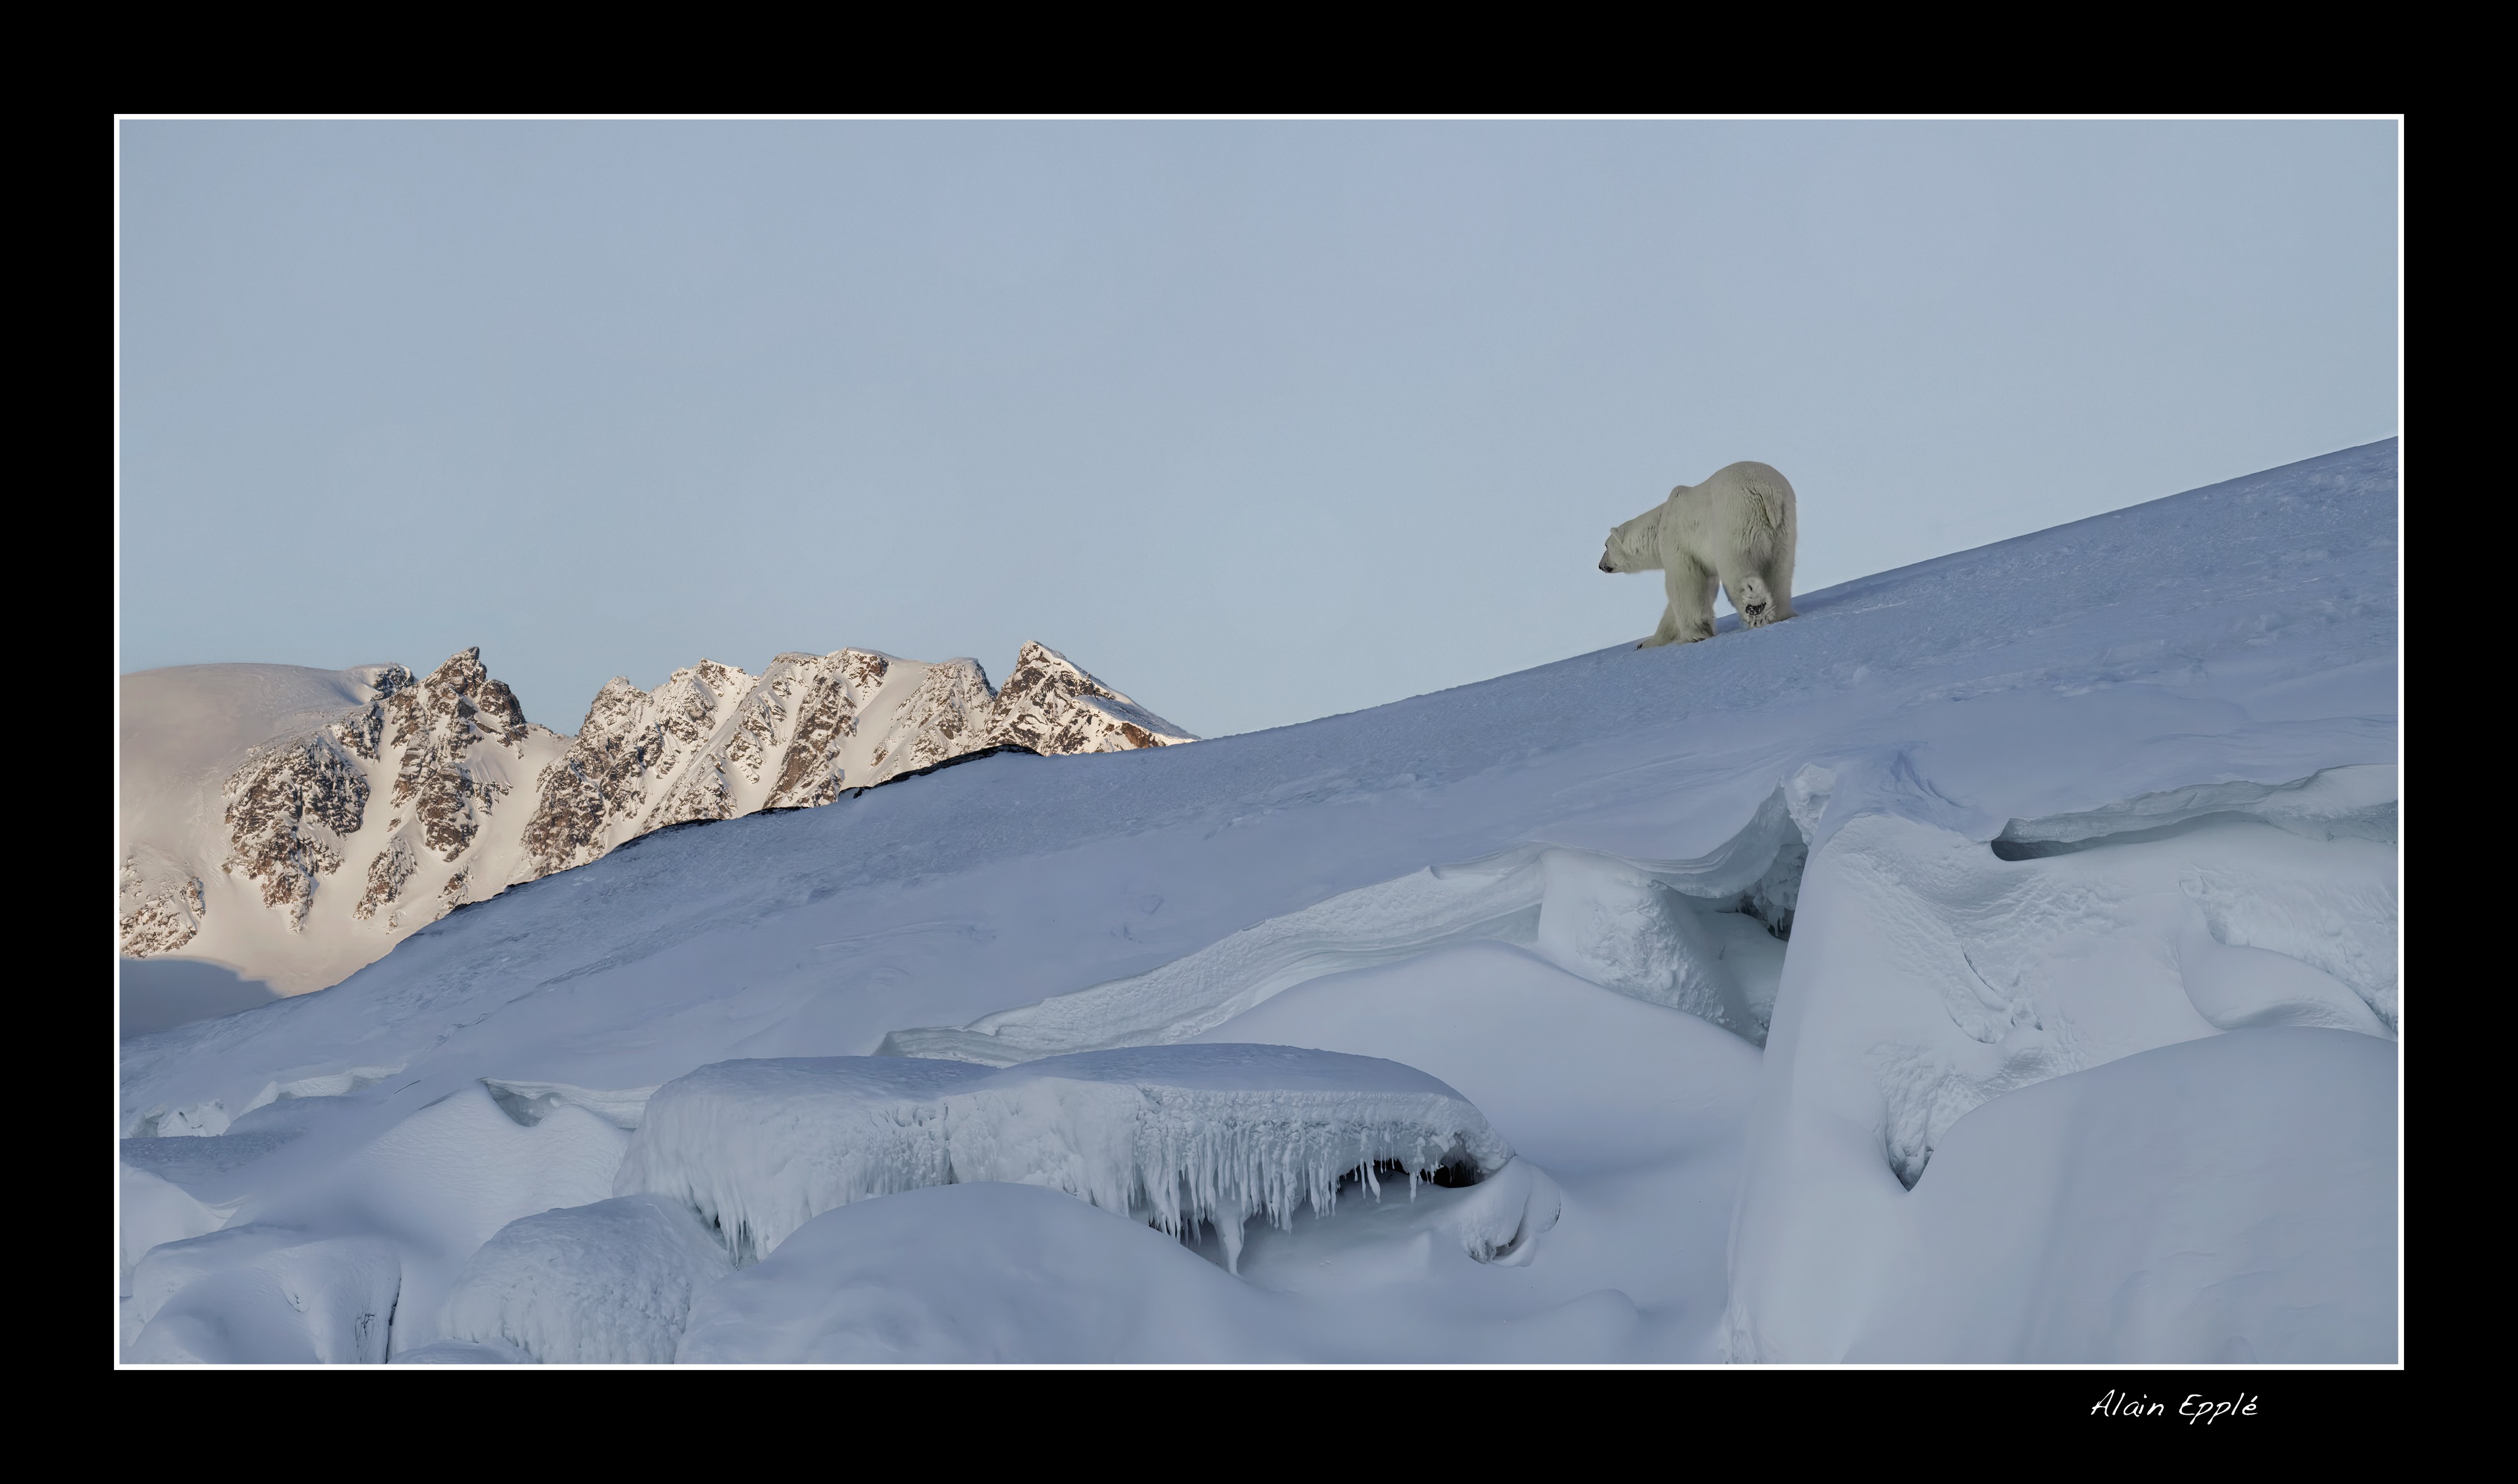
xmin=1599 ymin=461 xmax=1798 ymax=647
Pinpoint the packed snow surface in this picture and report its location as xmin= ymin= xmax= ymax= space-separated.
xmin=119 ymin=441 xmax=2399 ymax=1362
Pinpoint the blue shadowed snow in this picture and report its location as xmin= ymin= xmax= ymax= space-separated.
xmin=119 ymin=440 xmax=2398 ymax=1363
xmin=120 ymin=959 xmax=280 ymax=1038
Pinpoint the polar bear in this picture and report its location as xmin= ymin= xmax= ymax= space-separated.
xmin=1598 ymin=460 xmax=1797 ymax=647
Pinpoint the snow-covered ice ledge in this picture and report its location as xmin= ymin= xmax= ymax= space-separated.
xmin=615 ymin=1044 xmax=1537 ymax=1274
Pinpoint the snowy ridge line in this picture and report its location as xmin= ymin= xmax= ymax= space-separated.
xmin=879 ymin=782 xmax=1819 ymax=1064
xmin=1834 ymin=765 xmax=2398 ymax=1193
xmin=480 ymin=1079 xmax=658 ymax=1132
xmin=1991 ymin=762 xmax=2397 ymax=855
xmin=612 ymin=1046 xmax=1521 ymax=1273
xmin=776 ymin=742 xmax=1042 ymax=807
xmin=521 ymin=643 xmax=1194 ymax=879
xmin=132 ymin=1063 xmax=408 ymax=1139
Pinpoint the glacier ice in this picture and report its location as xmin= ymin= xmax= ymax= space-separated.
xmin=615 ymin=1045 xmax=1520 ymax=1273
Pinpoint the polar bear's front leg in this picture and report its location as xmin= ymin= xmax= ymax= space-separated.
xmin=1640 ymin=556 xmax=1717 ymax=646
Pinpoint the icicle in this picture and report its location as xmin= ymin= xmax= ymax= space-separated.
xmin=617 ymin=1046 xmax=1517 ymax=1264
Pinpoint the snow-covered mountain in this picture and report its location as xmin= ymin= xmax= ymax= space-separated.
xmin=120 ymin=642 xmax=1192 ymax=994
xmin=118 ymin=442 xmax=2399 ymax=1364
xmin=119 ymin=651 xmax=571 ymax=995
xmin=521 ymin=642 xmax=1190 ymax=876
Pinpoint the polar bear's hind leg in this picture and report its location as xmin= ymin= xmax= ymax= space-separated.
xmin=1732 ymin=468 xmax=1796 ymax=625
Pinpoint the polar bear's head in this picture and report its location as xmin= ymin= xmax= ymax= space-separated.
xmin=1732 ymin=574 xmax=1776 ymax=626
xmin=1599 ymin=507 xmax=1663 ymax=574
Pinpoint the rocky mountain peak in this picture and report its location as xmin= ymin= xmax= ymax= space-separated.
xmin=988 ymin=641 xmax=1195 ymax=755
xmin=516 ymin=643 xmax=1194 ymax=882
xmin=410 ymin=646 xmax=529 ymax=747
xmin=122 ymin=639 xmax=1192 ymax=992
xmin=126 ymin=648 xmax=563 ymax=957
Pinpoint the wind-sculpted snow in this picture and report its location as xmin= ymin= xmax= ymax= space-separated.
xmin=616 ymin=1046 xmax=1518 ymax=1273
xmin=1722 ymin=779 xmax=2398 ymax=1360
xmin=120 ymin=1165 xmax=232 ymax=1290
xmin=675 ymin=1171 xmax=1580 ymax=1363
xmin=1784 ymin=1029 xmax=2396 ymax=1362
xmin=440 ymin=1195 xmax=735 ymax=1363
xmin=121 ymin=1085 xmax=630 ymax=1359
xmin=1992 ymin=762 xmax=2398 ymax=855
xmin=117 ymin=441 xmax=2398 ymax=1362
xmin=480 ymin=1078 xmax=658 ymax=1132
xmin=884 ymin=794 xmax=1809 ymax=1063
xmin=124 ymin=1225 xmax=401 ymax=1363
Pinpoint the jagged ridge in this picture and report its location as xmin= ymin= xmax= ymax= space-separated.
xmin=120 ymin=641 xmax=1194 ymax=993
xmin=517 ymin=642 xmax=1192 ymax=879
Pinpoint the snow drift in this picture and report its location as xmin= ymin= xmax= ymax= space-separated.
xmin=1722 ymin=768 xmax=2398 ymax=1361
xmin=439 ymin=1195 xmax=735 ymax=1363
xmin=881 ymin=785 xmax=1810 ymax=1064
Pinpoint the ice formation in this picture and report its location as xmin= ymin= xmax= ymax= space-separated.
xmin=617 ymin=1045 xmax=1518 ymax=1271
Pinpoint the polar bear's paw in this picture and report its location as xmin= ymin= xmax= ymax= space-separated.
xmin=1732 ymin=575 xmax=1778 ymax=627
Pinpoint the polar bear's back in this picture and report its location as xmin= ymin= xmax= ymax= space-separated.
xmin=1667 ymin=461 xmax=1795 ymax=548
xmin=1696 ymin=461 xmax=1793 ymax=525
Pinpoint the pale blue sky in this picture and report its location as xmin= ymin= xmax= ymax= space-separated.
xmin=118 ymin=121 xmax=2398 ymax=739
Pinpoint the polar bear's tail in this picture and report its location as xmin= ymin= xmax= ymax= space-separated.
xmin=1742 ymin=474 xmax=1790 ymax=537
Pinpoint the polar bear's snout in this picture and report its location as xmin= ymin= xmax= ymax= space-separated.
xmin=1598 ymin=551 xmax=1615 ymax=573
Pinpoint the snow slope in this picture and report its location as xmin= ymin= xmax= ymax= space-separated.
xmin=118 ymin=440 xmax=2399 ymax=1363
